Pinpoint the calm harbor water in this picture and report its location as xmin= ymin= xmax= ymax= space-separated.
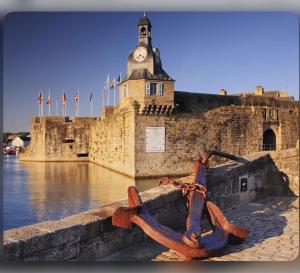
xmin=3 ymin=156 xmax=158 ymax=231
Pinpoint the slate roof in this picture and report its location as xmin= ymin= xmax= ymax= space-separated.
xmin=18 ymin=136 xmax=30 ymax=142
xmin=121 ymin=68 xmax=174 ymax=83
xmin=138 ymin=15 xmax=152 ymax=27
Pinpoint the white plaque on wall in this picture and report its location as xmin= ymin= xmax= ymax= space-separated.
xmin=146 ymin=127 xmax=165 ymax=153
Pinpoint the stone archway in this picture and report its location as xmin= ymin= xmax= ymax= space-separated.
xmin=263 ymin=129 xmax=276 ymax=151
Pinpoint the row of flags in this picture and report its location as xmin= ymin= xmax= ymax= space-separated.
xmin=37 ymin=73 xmax=122 ymax=117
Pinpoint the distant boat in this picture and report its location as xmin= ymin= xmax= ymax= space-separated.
xmin=3 ymin=146 xmax=16 ymax=155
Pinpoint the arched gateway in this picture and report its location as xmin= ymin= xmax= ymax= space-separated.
xmin=263 ymin=129 xmax=276 ymax=151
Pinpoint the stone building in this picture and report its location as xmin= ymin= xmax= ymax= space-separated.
xmin=20 ymin=14 xmax=299 ymax=178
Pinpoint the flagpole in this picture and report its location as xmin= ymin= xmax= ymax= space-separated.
xmin=114 ymin=85 xmax=116 ymax=105
xmin=91 ymin=100 xmax=93 ymax=117
xmin=39 ymin=92 xmax=41 ymax=117
xmin=38 ymin=91 xmax=41 ymax=117
xmin=48 ymin=88 xmax=51 ymax=116
xmin=89 ymin=90 xmax=92 ymax=117
xmin=56 ymin=98 xmax=58 ymax=116
xmin=62 ymin=90 xmax=64 ymax=116
xmin=107 ymin=74 xmax=110 ymax=106
xmin=118 ymin=72 xmax=122 ymax=104
xmin=41 ymin=91 xmax=43 ymax=117
xmin=78 ymin=89 xmax=80 ymax=117
xmin=65 ymin=96 xmax=67 ymax=117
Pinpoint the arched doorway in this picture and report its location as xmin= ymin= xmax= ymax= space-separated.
xmin=263 ymin=129 xmax=276 ymax=151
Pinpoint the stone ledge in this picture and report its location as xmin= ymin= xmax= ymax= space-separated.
xmin=3 ymin=184 xmax=183 ymax=261
xmin=3 ymin=152 xmax=292 ymax=261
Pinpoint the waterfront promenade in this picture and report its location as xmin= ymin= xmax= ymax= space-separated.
xmin=100 ymin=196 xmax=299 ymax=261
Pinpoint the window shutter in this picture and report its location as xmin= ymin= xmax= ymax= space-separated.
xmin=158 ymin=83 xmax=163 ymax=96
xmin=124 ymin=85 xmax=128 ymax=97
xmin=146 ymin=82 xmax=150 ymax=95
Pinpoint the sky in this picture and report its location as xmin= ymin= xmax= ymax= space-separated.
xmin=3 ymin=12 xmax=299 ymax=132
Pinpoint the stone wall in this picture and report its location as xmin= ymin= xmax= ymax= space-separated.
xmin=270 ymin=147 xmax=299 ymax=196
xmin=20 ymin=117 xmax=97 ymax=162
xmin=19 ymin=117 xmax=46 ymax=160
xmin=119 ymin=79 xmax=174 ymax=110
xmin=3 ymin=185 xmax=185 ymax=261
xmin=134 ymin=104 xmax=298 ymax=177
xmin=89 ymin=107 xmax=136 ymax=177
xmin=3 ymin=153 xmax=290 ymax=261
xmin=207 ymin=153 xmax=291 ymax=210
xmin=21 ymin=92 xmax=298 ymax=178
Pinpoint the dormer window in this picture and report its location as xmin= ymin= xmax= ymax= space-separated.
xmin=140 ymin=27 xmax=146 ymax=37
xmin=145 ymin=82 xmax=163 ymax=96
xmin=150 ymin=83 xmax=156 ymax=95
xmin=145 ymin=82 xmax=157 ymax=95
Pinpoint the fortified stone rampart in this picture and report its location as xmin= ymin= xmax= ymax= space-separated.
xmin=20 ymin=117 xmax=97 ymax=161
xmin=21 ymin=92 xmax=299 ymax=178
xmin=134 ymin=92 xmax=299 ymax=177
xmin=4 ymin=153 xmax=290 ymax=261
xmin=267 ymin=147 xmax=299 ymax=196
xmin=89 ymin=107 xmax=136 ymax=177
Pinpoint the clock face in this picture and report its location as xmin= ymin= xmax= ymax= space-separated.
xmin=133 ymin=47 xmax=147 ymax=62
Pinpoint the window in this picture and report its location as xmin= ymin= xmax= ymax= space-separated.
xmin=150 ymin=83 xmax=156 ymax=95
xmin=240 ymin=177 xmax=248 ymax=192
xmin=146 ymin=82 xmax=158 ymax=95
xmin=140 ymin=27 xmax=146 ymax=37
xmin=158 ymin=83 xmax=163 ymax=96
xmin=77 ymin=153 xmax=89 ymax=157
xmin=263 ymin=129 xmax=276 ymax=151
xmin=146 ymin=82 xmax=150 ymax=95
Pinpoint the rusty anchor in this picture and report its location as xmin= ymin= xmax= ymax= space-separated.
xmin=112 ymin=150 xmax=249 ymax=260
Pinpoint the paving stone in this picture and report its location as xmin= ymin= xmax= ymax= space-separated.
xmin=98 ymin=196 xmax=299 ymax=262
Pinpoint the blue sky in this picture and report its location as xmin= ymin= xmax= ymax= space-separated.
xmin=3 ymin=12 xmax=299 ymax=132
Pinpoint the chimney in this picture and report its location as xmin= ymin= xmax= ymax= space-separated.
xmin=219 ymin=89 xmax=227 ymax=96
xmin=255 ymin=86 xmax=264 ymax=96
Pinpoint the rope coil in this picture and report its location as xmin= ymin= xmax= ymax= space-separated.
xmin=159 ymin=177 xmax=207 ymax=198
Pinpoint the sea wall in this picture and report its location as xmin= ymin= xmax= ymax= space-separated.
xmin=3 ymin=153 xmax=290 ymax=261
xmin=20 ymin=117 xmax=97 ymax=162
xmin=21 ymin=93 xmax=298 ymax=178
xmin=89 ymin=107 xmax=136 ymax=177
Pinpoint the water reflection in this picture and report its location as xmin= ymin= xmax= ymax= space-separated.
xmin=3 ymin=156 xmax=159 ymax=230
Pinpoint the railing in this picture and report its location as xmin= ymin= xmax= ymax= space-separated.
xmin=262 ymin=144 xmax=276 ymax=151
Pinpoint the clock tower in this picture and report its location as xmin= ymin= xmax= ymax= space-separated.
xmin=118 ymin=14 xmax=175 ymax=114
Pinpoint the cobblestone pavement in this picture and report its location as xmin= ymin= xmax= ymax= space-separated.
xmin=99 ymin=196 xmax=299 ymax=262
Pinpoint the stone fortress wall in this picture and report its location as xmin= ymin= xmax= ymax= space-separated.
xmin=133 ymin=92 xmax=299 ymax=177
xmin=21 ymin=91 xmax=299 ymax=179
xmin=86 ymin=91 xmax=299 ymax=178
xmin=20 ymin=116 xmax=97 ymax=162
xmin=89 ymin=106 xmax=136 ymax=177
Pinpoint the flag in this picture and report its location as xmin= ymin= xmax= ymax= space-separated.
xmin=62 ymin=92 xmax=67 ymax=106
xmin=74 ymin=94 xmax=79 ymax=103
xmin=110 ymin=78 xmax=116 ymax=89
xmin=74 ymin=89 xmax=79 ymax=106
xmin=46 ymin=95 xmax=51 ymax=105
xmin=104 ymin=74 xmax=109 ymax=90
xmin=90 ymin=92 xmax=93 ymax=102
xmin=38 ymin=92 xmax=43 ymax=104
xmin=117 ymin=73 xmax=121 ymax=84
